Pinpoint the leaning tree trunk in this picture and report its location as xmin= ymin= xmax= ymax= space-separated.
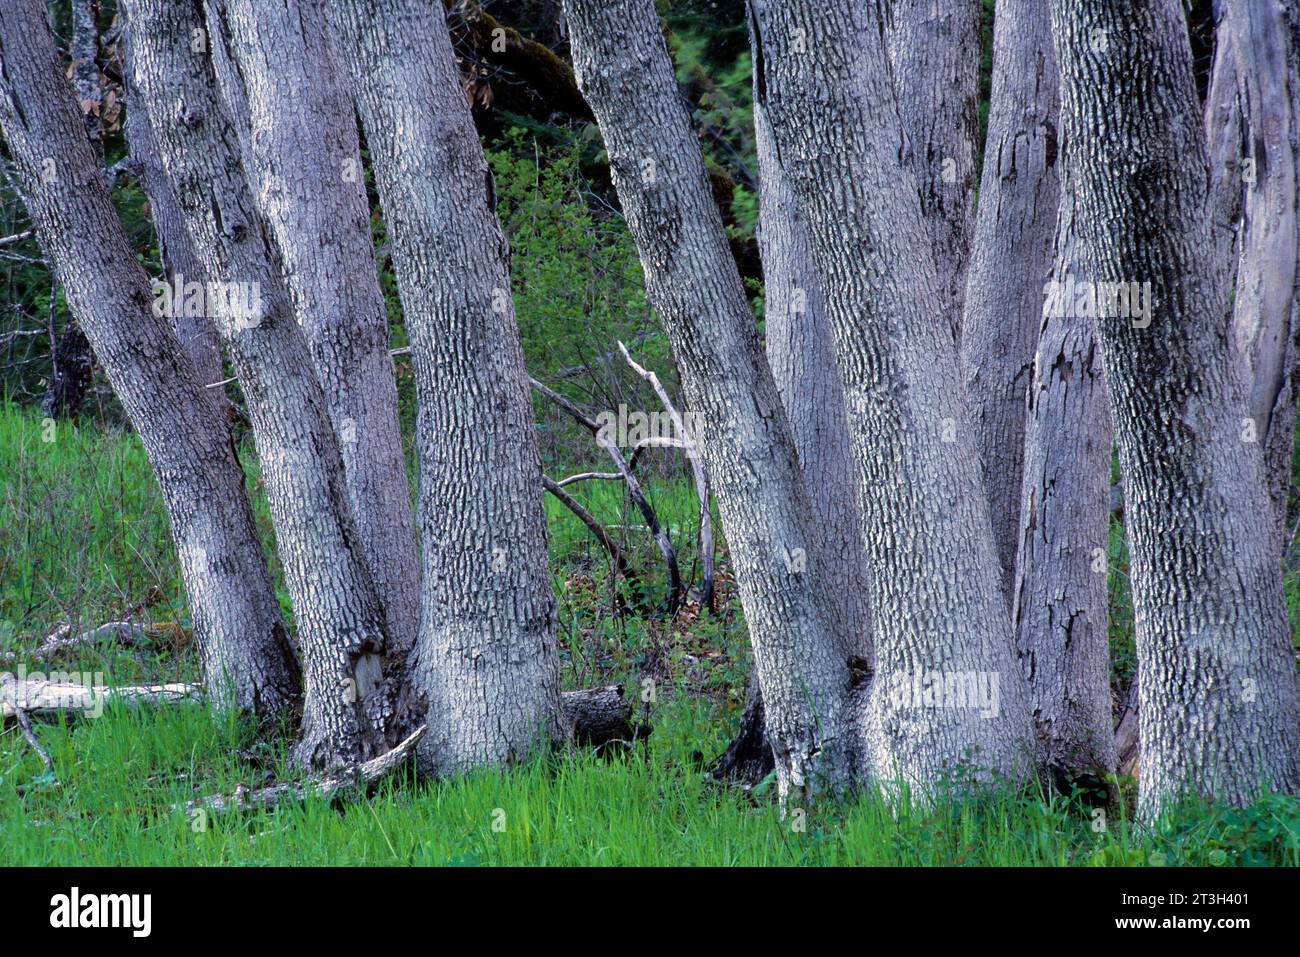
xmin=960 ymin=0 xmax=1062 ymax=602
xmin=40 ymin=0 xmax=103 ymax=420
xmin=124 ymin=0 xmax=398 ymax=770
xmin=120 ymin=22 xmax=225 ymax=395
xmin=1010 ymin=167 xmax=1117 ymax=785
xmin=884 ymin=0 xmax=981 ymax=337
xmin=1052 ymin=0 xmax=1300 ymax=819
xmin=1204 ymin=0 xmax=1300 ymax=547
xmin=325 ymin=0 xmax=563 ymax=775
xmin=748 ymin=0 xmax=1035 ymax=795
xmin=0 ymin=0 xmax=299 ymax=717
xmin=565 ymin=0 xmax=852 ymax=803
xmin=713 ymin=101 xmax=874 ymax=786
xmin=205 ymin=0 xmax=421 ymax=659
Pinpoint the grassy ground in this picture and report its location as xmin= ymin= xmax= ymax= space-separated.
xmin=1 ymin=404 xmax=1298 ymax=865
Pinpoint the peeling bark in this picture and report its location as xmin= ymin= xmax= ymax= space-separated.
xmin=961 ymin=0 xmax=1061 ymax=601
xmin=1011 ymin=170 xmax=1116 ymax=781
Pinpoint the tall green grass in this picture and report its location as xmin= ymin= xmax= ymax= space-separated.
xmin=1 ymin=403 xmax=1297 ymax=866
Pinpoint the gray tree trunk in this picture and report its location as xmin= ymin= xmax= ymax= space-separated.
xmin=325 ymin=0 xmax=563 ymax=775
xmin=1010 ymin=168 xmax=1116 ymax=782
xmin=123 ymin=0 xmax=397 ymax=770
xmin=1052 ymin=0 xmax=1300 ymax=818
xmin=205 ymin=0 xmax=421 ymax=659
xmin=755 ymin=103 xmax=871 ymax=667
xmin=565 ymin=0 xmax=852 ymax=803
xmin=40 ymin=0 xmax=101 ymax=420
xmin=1205 ymin=0 xmax=1300 ymax=547
xmin=960 ymin=0 xmax=1062 ymax=602
xmin=749 ymin=0 xmax=1035 ymax=795
xmin=885 ymin=0 xmax=981 ymax=336
xmin=0 ymin=0 xmax=299 ymax=717
xmin=120 ymin=21 xmax=225 ymax=394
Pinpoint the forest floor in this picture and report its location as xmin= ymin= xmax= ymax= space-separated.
xmin=1 ymin=406 xmax=1297 ymax=865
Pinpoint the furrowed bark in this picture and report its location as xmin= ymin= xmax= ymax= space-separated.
xmin=754 ymin=103 xmax=870 ymax=665
xmin=714 ymin=101 xmax=874 ymax=786
xmin=326 ymin=0 xmax=563 ymax=775
xmin=566 ymin=0 xmax=852 ymax=803
xmin=749 ymin=0 xmax=1034 ymax=794
xmin=39 ymin=0 xmax=103 ymax=420
xmin=120 ymin=19 xmax=225 ymax=398
xmin=123 ymin=0 xmax=396 ymax=770
xmin=885 ymin=0 xmax=981 ymax=334
xmin=1011 ymin=173 xmax=1117 ymax=782
xmin=0 ymin=0 xmax=298 ymax=718
xmin=206 ymin=0 xmax=421 ymax=658
xmin=961 ymin=0 xmax=1062 ymax=601
xmin=1052 ymin=0 xmax=1300 ymax=818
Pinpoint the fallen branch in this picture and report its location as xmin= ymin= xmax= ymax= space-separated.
xmin=179 ymin=725 xmax=428 ymax=818
xmin=617 ymin=342 xmax=715 ymax=612
xmin=0 ymin=620 xmax=165 ymax=666
xmin=1 ymin=673 xmax=201 ymax=721
xmin=531 ymin=376 xmax=682 ymax=612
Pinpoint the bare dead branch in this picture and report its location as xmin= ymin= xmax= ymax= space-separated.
xmin=617 ymin=341 xmax=715 ymax=612
xmin=178 ymin=725 xmax=428 ymax=818
xmin=543 ymin=474 xmax=641 ymax=594
xmin=0 ymin=620 xmax=163 ymax=666
xmin=14 ymin=704 xmax=58 ymax=785
xmin=531 ymin=376 xmax=682 ymax=612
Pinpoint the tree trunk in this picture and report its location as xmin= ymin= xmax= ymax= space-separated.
xmin=0 ymin=0 xmax=299 ymax=718
xmin=960 ymin=0 xmax=1062 ymax=602
xmin=885 ymin=0 xmax=981 ymax=336
xmin=205 ymin=0 xmax=422 ymax=659
xmin=749 ymin=0 xmax=1034 ymax=795
xmin=565 ymin=0 xmax=852 ymax=803
xmin=714 ymin=101 xmax=875 ymax=786
xmin=325 ymin=0 xmax=563 ymax=775
xmin=1052 ymin=0 xmax=1300 ymax=818
xmin=120 ymin=21 xmax=225 ymax=395
xmin=755 ymin=103 xmax=871 ymax=667
xmin=1204 ymin=0 xmax=1300 ymax=547
xmin=39 ymin=0 xmax=103 ymax=421
xmin=123 ymin=0 xmax=398 ymax=770
xmin=1011 ymin=169 xmax=1117 ymax=783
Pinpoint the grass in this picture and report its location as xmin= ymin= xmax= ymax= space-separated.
xmin=1 ymin=402 xmax=1298 ymax=866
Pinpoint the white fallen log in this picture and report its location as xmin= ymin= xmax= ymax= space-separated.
xmin=0 ymin=672 xmax=201 ymax=720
